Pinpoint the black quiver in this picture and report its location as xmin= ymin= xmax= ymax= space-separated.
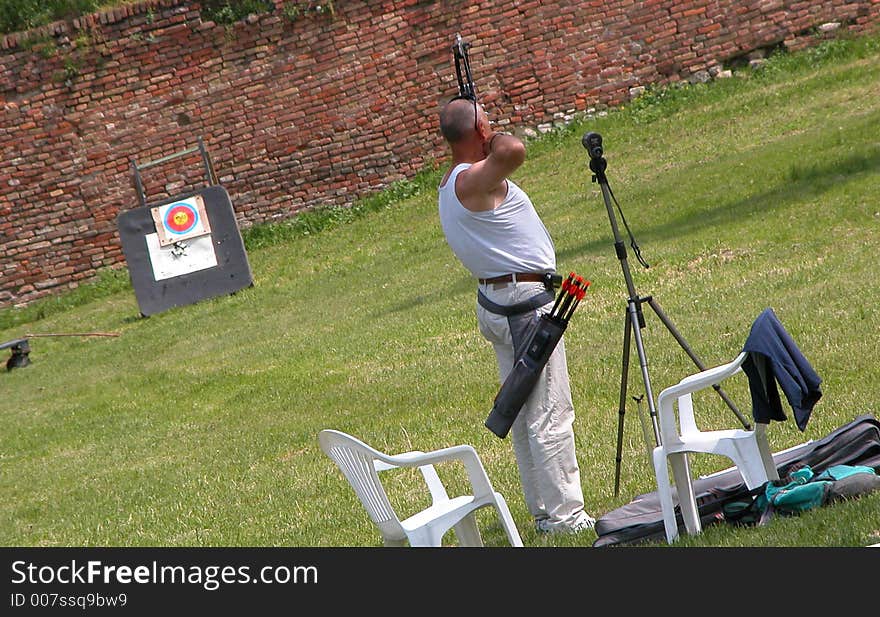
xmin=485 ymin=314 xmax=567 ymax=438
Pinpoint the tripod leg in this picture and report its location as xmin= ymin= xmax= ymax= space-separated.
xmin=646 ymin=297 xmax=752 ymax=430
xmin=628 ymin=301 xmax=661 ymax=445
xmin=614 ymin=314 xmax=632 ymax=497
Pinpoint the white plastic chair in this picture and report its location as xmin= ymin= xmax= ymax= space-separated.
xmin=318 ymin=429 xmax=523 ymax=547
xmin=652 ymin=352 xmax=779 ymax=543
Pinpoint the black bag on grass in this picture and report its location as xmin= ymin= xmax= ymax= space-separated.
xmin=593 ymin=414 xmax=880 ymax=547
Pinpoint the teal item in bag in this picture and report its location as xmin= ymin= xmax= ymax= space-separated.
xmin=756 ymin=464 xmax=879 ymax=516
xmin=757 ymin=465 xmax=829 ymax=515
xmin=814 ymin=464 xmax=876 ymax=482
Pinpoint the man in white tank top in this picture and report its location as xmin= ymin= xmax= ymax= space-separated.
xmin=437 ymin=97 xmax=594 ymax=536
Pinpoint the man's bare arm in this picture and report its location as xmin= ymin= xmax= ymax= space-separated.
xmin=456 ymin=133 xmax=526 ymax=212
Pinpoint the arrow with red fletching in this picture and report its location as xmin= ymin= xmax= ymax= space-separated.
xmin=549 ymin=272 xmax=590 ymax=323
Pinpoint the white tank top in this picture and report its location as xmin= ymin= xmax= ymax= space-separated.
xmin=438 ymin=163 xmax=556 ymax=279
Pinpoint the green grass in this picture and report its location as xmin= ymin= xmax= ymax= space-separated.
xmin=2 ymin=32 xmax=880 ymax=548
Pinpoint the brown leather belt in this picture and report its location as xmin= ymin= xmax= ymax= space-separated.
xmin=478 ymin=273 xmax=546 ymax=285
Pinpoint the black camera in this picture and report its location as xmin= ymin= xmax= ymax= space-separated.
xmin=582 ymin=132 xmax=603 ymax=159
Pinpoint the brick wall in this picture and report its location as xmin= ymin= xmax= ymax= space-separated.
xmin=1 ymin=0 xmax=878 ymax=308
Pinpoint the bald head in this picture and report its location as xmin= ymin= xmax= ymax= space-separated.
xmin=440 ymin=98 xmax=479 ymax=144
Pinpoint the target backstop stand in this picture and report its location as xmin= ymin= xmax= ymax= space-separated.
xmin=117 ymin=138 xmax=253 ymax=317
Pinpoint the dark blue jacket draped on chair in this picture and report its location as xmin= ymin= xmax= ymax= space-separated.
xmin=742 ymin=307 xmax=823 ymax=431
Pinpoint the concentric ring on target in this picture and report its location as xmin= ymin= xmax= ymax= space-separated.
xmin=164 ymin=202 xmax=200 ymax=235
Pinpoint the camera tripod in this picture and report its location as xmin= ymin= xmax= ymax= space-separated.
xmin=582 ymin=133 xmax=751 ymax=497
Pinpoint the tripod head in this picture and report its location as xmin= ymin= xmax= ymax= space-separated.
xmin=582 ymin=132 xmax=608 ymax=182
xmin=582 ymin=132 xmax=603 ymax=159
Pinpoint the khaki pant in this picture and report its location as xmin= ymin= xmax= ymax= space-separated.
xmin=477 ymin=281 xmax=588 ymax=529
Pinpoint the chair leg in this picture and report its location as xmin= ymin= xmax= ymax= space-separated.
xmin=754 ymin=423 xmax=779 ymax=481
xmin=652 ymin=446 xmax=679 ymax=543
xmin=406 ymin=526 xmax=446 ymax=547
xmin=383 ymin=537 xmax=408 ymax=547
xmin=727 ymin=436 xmax=775 ymax=489
xmin=453 ymin=512 xmax=483 ymax=547
xmin=669 ymin=452 xmax=701 ymax=536
xmin=493 ymin=493 xmax=524 ymax=547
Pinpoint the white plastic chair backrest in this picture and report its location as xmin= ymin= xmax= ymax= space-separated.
xmin=318 ymin=430 xmax=404 ymax=537
xmin=658 ymin=352 xmax=748 ymax=447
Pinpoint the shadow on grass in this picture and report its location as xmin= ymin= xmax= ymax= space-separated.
xmin=558 ymin=137 xmax=880 ymax=264
xmin=379 ymin=273 xmax=474 ymax=316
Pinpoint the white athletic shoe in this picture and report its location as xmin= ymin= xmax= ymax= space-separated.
xmin=535 ymin=513 xmax=596 ymax=534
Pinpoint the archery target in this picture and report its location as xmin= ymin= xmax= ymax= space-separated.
xmin=118 ymin=185 xmax=253 ymax=317
xmin=151 ymin=194 xmax=212 ymax=246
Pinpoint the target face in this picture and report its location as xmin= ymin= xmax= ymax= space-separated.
xmin=165 ymin=203 xmax=199 ymax=234
xmin=151 ymin=194 xmax=212 ymax=246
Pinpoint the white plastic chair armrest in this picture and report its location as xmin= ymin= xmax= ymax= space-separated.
xmin=374 ymin=450 xmax=431 ymax=472
xmin=658 ymin=352 xmax=747 ymax=406
xmin=372 ymin=451 xmax=450 ymax=503
xmin=373 ymin=460 xmax=399 ymax=472
xmin=374 ymin=449 xmax=427 ymax=468
xmin=377 ymin=445 xmax=495 ymax=498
